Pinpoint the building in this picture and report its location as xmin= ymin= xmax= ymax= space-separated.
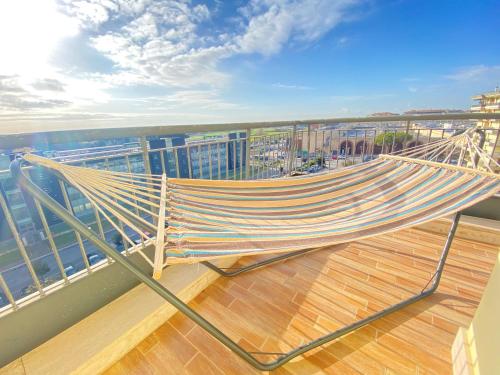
xmin=403 ymin=109 xmax=466 ymax=115
xmin=0 ymin=154 xmax=37 ymax=243
xmin=149 ymin=132 xmax=247 ymax=179
xmin=370 ymin=112 xmax=399 ymax=116
xmin=470 ymin=88 xmax=500 ymax=172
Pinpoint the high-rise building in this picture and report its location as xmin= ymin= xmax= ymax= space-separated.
xmin=0 ymin=154 xmax=38 ymax=243
xmin=471 ymin=88 xmax=500 ymax=172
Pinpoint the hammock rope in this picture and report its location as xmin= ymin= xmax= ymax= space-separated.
xmin=23 ymin=128 xmax=500 ymax=278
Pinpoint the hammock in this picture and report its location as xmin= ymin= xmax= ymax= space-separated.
xmin=15 ymin=127 xmax=500 ymax=370
xmin=23 ymin=128 xmax=500 ymax=279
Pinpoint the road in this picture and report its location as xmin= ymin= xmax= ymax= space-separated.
xmin=1 ymin=227 xmax=140 ymax=303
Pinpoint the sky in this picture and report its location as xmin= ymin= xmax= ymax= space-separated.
xmin=0 ymin=0 xmax=499 ymax=133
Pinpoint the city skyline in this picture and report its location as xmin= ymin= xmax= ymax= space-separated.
xmin=0 ymin=0 xmax=499 ymax=133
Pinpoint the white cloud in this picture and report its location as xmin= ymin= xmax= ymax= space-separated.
xmin=272 ymin=83 xmax=312 ymax=90
xmin=401 ymin=77 xmax=420 ymax=82
xmin=0 ymin=75 xmax=71 ymax=111
xmin=236 ymin=0 xmax=361 ymax=55
xmin=0 ymin=0 xmax=78 ymax=77
xmin=0 ymin=0 xmax=365 ymax=123
xmin=330 ymin=93 xmax=394 ymax=102
xmin=336 ymin=36 xmax=349 ymax=46
xmin=444 ymin=65 xmax=500 ymax=81
xmin=82 ymin=0 xmax=362 ymax=91
xmin=32 ymin=78 xmax=66 ymax=92
xmin=160 ymin=90 xmax=240 ymax=110
xmin=83 ymin=0 xmax=228 ymax=89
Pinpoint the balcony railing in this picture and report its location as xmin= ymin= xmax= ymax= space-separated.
xmin=0 ymin=113 xmax=499 ymax=315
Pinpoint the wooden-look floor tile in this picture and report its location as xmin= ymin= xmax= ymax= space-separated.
xmin=105 ymin=228 xmax=496 ymax=375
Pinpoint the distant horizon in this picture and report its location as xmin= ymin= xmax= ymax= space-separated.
xmin=0 ymin=110 xmax=487 ymax=139
xmin=1 ymin=0 xmax=499 ymax=131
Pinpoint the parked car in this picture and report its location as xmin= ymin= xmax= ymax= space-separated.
xmin=87 ymin=252 xmax=103 ymax=266
xmin=307 ymin=165 xmax=322 ymax=173
xmin=64 ymin=265 xmax=76 ymax=276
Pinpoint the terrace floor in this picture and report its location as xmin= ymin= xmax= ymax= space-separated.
xmin=105 ymin=227 xmax=498 ymax=375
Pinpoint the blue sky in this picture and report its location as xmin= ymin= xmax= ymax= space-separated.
xmin=0 ymin=0 xmax=499 ymax=132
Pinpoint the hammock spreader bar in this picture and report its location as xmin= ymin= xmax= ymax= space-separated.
xmin=11 ymin=159 xmax=462 ymax=371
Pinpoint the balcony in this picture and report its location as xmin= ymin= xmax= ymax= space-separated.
xmin=0 ymin=113 xmax=499 ymax=374
xmin=471 ymin=103 xmax=500 ymax=112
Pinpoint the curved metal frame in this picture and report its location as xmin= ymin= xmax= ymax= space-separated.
xmin=11 ymin=159 xmax=462 ymax=371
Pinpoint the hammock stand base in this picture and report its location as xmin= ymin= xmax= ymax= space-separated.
xmin=12 ymin=161 xmax=462 ymax=371
xmin=201 ymin=247 xmax=321 ymax=277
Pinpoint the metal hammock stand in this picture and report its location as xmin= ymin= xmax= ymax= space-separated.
xmin=10 ymin=127 xmax=498 ymax=371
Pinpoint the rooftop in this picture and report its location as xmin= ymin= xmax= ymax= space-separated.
xmin=471 ymin=90 xmax=500 ymax=100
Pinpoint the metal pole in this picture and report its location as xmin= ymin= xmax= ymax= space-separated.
xmin=140 ymin=137 xmax=152 ymax=175
xmin=208 ymin=144 xmax=213 ymax=180
xmin=240 ymin=137 xmax=244 ymax=180
xmin=352 ymin=130 xmax=358 ymax=164
xmin=33 ymin=198 xmax=69 ymax=283
xmin=0 ymin=273 xmax=17 ymax=310
xmin=217 ymin=142 xmax=221 ymax=179
xmin=320 ymin=129 xmax=325 ymax=170
xmin=473 ymin=129 xmax=486 ymax=168
xmin=11 ymin=162 xmax=267 ymax=370
xmin=362 ymin=130 xmax=367 ymax=161
xmin=198 ymin=145 xmax=203 ymax=178
xmin=225 ymin=142 xmax=229 ymax=180
xmin=174 ymin=148 xmax=180 ymax=178
xmin=389 ymin=129 xmax=395 ymax=153
xmin=287 ymin=125 xmax=296 ymax=176
xmin=104 ymin=158 xmax=129 ymax=255
xmin=186 ymin=145 xmax=192 ymax=179
xmin=159 ymin=150 xmax=166 ymax=175
xmin=328 ymin=129 xmax=333 ymax=170
xmin=245 ymin=129 xmax=251 ymax=179
xmin=405 ymin=120 xmax=410 ymax=138
xmin=233 ymin=140 xmax=237 ymax=180
xmin=58 ymin=180 xmax=92 ymax=272
xmin=12 ymin=159 xmax=463 ymax=372
xmin=0 ymin=188 xmax=44 ymax=294
xmin=336 ymin=130 xmax=341 ymax=168
xmin=307 ymin=124 xmax=311 ymax=165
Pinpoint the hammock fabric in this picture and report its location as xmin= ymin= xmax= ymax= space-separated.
xmin=23 ymin=129 xmax=500 ymax=278
xmin=165 ymin=156 xmax=499 ymax=264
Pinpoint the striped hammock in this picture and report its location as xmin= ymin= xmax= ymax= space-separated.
xmin=23 ymin=128 xmax=500 ymax=278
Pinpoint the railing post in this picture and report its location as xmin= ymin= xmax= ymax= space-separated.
xmin=473 ymin=129 xmax=486 ymax=168
xmin=307 ymin=124 xmax=312 ymax=164
xmin=405 ymin=120 xmax=411 ymax=136
xmin=404 ymin=120 xmax=411 ymax=151
xmin=216 ymin=143 xmax=221 ymax=179
xmin=33 ymin=198 xmax=69 ymax=283
xmin=208 ymin=144 xmax=213 ymax=180
xmin=245 ymin=128 xmax=251 ymax=179
xmin=59 ymin=180 xmax=92 ymax=272
xmin=0 ymin=273 xmax=17 ymax=310
xmin=140 ymin=136 xmax=152 ymax=176
xmin=0 ymin=190 xmax=44 ymax=295
xmin=288 ymin=125 xmax=297 ymax=175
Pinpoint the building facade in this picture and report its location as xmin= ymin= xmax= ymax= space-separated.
xmin=470 ymin=89 xmax=500 ymax=172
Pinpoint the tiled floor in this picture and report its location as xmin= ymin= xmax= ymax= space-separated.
xmin=105 ymin=227 xmax=497 ymax=374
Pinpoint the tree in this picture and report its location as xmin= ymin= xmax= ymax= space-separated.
xmin=111 ymin=232 xmax=123 ymax=246
xmin=374 ymin=132 xmax=412 ymax=147
xmin=33 ymin=260 xmax=50 ymax=279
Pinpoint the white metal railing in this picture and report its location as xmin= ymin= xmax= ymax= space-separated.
xmin=0 ymin=117 xmax=499 ymax=315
